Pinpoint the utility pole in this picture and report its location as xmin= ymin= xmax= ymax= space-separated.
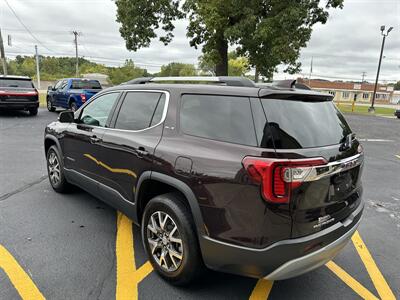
xmin=72 ymin=31 xmax=79 ymax=77
xmin=0 ymin=27 xmax=8 ymax=75
xmin=369 ymin=25 xmax=394 ymax=112
xmin=308 ymin=57 xmax=313 ymax=86
xmin=35 ymin=45 xmax=41 ymax=89
xmin=361 ymin=72 xmax=366 ymax=83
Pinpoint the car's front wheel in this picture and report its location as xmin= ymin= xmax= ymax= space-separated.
xmin=142 ymin=193 xmax=204 ymax=285
xmin=47 ymin=97 xmax=55 ymax=112
xmin=46 ymin=145 xmax=71 ymax=193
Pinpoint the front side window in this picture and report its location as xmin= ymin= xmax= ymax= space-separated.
xmin=79 ymin=92 xmax=119 ymax=127
xmin=54 ymin=80 xmax=62 ymax=89
xmin=114 ymin=92 xmax=166 ymax=131
xmin=180 ymin=94 xmax=257 ymax=146
xmin=60 ymin=80 xmax=68 ymax=90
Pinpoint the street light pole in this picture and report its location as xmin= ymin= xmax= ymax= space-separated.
xmin=369 ymin=25 xmax=393 ymax=112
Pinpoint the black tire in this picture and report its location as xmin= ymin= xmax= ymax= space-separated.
xmin=29 ymin=107 xmax=38 ymax=116
xmin=47 ymin=97 xmax=55 ymax=112
xmin=69 ymin=101 xmax=78 ymax=112
xmin=46 ymin=145 xmax=71 ymax=193
xmin=142 ymin=193 xmax=204 ymax=285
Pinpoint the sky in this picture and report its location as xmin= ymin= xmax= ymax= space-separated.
xmin=0 ymin=0 xmax=399 ymax=82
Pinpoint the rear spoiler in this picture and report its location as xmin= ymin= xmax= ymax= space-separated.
xmin=259 ymin=89 xmax=333 ymax=102
xmin=255 ymin=80 xmax=312 ymax=90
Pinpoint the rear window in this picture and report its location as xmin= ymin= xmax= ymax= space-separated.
xmin=71 ymin=80 xmax=102 ymax=89
xmin=259 ymin=99 xmax=351 ymax=149
xmin=0 ymin=79 xmax=33 ymax=88
xmin=180 ymin=94 xmax=257 ymax=146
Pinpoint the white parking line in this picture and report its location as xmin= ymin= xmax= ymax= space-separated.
xmin=358 ymin=139 xmax=394 ymax=142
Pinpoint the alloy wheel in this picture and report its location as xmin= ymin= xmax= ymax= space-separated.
xmin=48 ymin=151 xmax=61 ymax=186
xmin=147 ymin=211 xmax=184 ymax=272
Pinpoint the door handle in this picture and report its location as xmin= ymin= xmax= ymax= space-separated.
xmin=136 ymin=146 xmax=149 ymax=156
xmin=90 ymin=136 xmax=102 ymax=144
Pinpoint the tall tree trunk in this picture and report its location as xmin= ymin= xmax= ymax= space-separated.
xmin=255 ymin=67 xmax=260 ymax=82
xmin=215 ymin=31 xmax=228 ymax=76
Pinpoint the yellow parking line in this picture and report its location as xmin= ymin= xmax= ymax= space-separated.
xmin=395 ymin=155 xmax=400 ymax=160
xmin=352 ymin=231 xmax=396 ymax=300
xmin=116 ymin=211 xmax=153 ymax=300
xmin=0 ymin=244 xmax=45 ymax=300
xmin=326 ymin=261 xmax=379 ymax=300
xmin=249 ymin=279 xmax=274 ymax=300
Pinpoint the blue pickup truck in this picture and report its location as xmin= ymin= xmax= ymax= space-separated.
xmin=46 ymin=78 xmax=102 ymax=112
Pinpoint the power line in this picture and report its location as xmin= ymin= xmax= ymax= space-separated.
xmin=4 ymin=0 xmax=56 ymax=54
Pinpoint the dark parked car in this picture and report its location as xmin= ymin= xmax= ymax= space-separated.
xmin=44 ymin=77 xmax=364 ymax=285
xmin=395 ymin=109 xmax=400 ymax=118
xmin=46 ymin=78 xmax=102 ymax=112
xmin=0 ymin=75 xmax=39 ymax=115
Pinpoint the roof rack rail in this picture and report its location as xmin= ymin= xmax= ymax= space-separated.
xmin=122 ymin=76 xmax=256 ymax=88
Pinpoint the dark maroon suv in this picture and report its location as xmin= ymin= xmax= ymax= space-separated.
xmin=44 ymin=77 xmax=364 ymax=285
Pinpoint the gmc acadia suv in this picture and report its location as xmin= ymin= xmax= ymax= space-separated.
xmin=44 ymin=76 xmax=364 ymax=285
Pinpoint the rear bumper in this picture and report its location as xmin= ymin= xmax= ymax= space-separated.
xmin=199 ymin=202 xmax=363 ymax=279
xmin=0 ymin=101 xmax=39 ymax=110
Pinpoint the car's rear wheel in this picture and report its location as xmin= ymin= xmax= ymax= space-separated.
xmin=47 ymin=97 xmax=55 ymax=112
xmin=29 ymin=107 xmax=38 ymax=116
xmin=46 ymin=145 xmax=71 ymax=193
xmin=69 ymin=101 xmax=77 ymax=112
xmin=142 ymin=193 xmax=204 ymax=285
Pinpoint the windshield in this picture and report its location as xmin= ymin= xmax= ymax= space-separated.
xmin=71 ymin=80 xmax=102 ymax=89
xmin=0 ymin=79 xmax=34 ymax=88
xmin=259 ymin=99 xmax=352 ymax=149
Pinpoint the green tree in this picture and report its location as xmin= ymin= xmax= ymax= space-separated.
xmin=115 ymin=0 xmax=343 ymax=76
xmin=159 ymin=62 xmax=197 ymax=76
xmin=394 ymin=81 xmax=400 ymax=90
xmin=198 ymin=51 xmax=249 ymax=76
xmin=108 ymin=59 xmax=149 ymax=84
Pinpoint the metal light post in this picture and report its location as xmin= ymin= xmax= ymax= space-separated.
xmin=369 ymin=25 xmax=393 ymax=112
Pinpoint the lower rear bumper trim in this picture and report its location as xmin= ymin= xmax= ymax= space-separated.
xmin=265 ymin=216 xmax=361 ymax=280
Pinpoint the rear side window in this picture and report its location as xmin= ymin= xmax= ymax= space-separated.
xmin=180 ymin=94 xmax=257 ymax=146
xmin=115 ymin=92 xmax=165 ymax=131
xmin=260 ymin=99 xmax=352 ymax=149
xmin=0 ymin=79 xmax=33 ymax=88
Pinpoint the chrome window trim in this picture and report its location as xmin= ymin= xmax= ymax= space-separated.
xmin=104 ymin=89 xmax=170 ymax=133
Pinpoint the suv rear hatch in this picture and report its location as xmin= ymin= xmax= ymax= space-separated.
xmin=244 ymin=92 xmax=363 ymax=238
xmin=0 ymin=77 xmax=38 ymax=102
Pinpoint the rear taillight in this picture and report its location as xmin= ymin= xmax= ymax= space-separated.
xmin=242 ymin=157 xmax=327 ymax=204
xmin=81 ymin=94 xmax=87 ymax=102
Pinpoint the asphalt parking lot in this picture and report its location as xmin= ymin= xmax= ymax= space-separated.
xmin=0 ymin=108 xmax=399 ymax=300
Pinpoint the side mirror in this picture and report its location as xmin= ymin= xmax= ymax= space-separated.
xmin=48 ymin=85 xmax=53 ymax=90
xmin=58 ymin=111 xmax=75 ymax=123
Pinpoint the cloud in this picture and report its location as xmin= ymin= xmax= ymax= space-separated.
xmin=0 ymin=0 xmax=398 ymax=81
